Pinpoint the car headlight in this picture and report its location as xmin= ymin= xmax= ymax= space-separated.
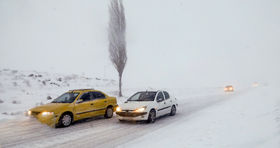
xmin=116 ymin=106 xmax=122 ymax=112
xmin=28 ymin=110 xmax=32 ymax=116
xmin=134 ymin=106 xmax=147 ymax=112
xmin=41 ymin=111 xmax=54 ymax=116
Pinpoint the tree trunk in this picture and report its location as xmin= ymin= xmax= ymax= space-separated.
xmin=118 ymin=74 xmax=122 ymax=97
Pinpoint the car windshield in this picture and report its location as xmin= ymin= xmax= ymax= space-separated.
xmin=51 ymin=92 xmax=79 ymax=103
xmin=127 ymin=91 xmax=156 ymax=101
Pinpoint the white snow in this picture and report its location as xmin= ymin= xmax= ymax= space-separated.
xmin=0 ymin=69 xmax=117 ymax=121
xmin=120 ymin=86 xmax=280 ymax=148
xmin=0 ymin=69 xmax=279 ymax=148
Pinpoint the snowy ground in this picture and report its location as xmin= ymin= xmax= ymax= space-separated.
xmin=121 ymin=86 xmax=280 ymax=148
xmin=0 ymin=69 xmax=279 ymax=148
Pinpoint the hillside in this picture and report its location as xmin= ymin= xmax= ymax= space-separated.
xmin=0 ymin=69 xmax=117 ymax=120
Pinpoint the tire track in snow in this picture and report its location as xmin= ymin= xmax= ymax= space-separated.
xmin=0 ymin=117 xmax=117 ymax=147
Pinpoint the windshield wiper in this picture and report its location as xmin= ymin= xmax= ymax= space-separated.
xmin=52 ymin=101 xmax=64 ymax=103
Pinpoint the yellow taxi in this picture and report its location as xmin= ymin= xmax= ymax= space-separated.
xmin=28 ymin=89 xmax=117 ymax=127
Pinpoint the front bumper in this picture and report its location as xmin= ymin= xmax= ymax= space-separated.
xmin=28 ymin=111 xmax=59 ymax=126
xmin=116 ymin=111 xmax=148 ymax=121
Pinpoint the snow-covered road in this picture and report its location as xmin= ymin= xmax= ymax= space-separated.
xmin=122 ymin=86 xmax=280 ymax=148
xmin=0 ymin=86 xmax=279 ymax=148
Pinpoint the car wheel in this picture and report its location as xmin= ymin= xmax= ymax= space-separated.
xmin=170 ymin=105 xmax=176 ymax=116
xmin=59 ymin=113 xmax=72 ymax=127
xmin=147 ymin=110 xmax=156 ymax=123
xmin=105 ymin=107 xmax=113 ymax=118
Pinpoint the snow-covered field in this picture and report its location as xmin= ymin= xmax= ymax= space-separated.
xmin=0 ymin=69 xmax=279 ymax=148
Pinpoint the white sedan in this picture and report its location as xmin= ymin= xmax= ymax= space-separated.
xmin=116 ymin=90 xmax=178 ymax=123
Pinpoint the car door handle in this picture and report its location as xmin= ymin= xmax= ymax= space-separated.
xmin=90 ymin=103 xmax=94 ymax=105
xmin=104 ymin=101 xmax=107 ymax=103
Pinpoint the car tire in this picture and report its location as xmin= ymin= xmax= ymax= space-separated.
xmin=58 ymin=113 xmax=72 ymax=127
xmin=105 ymin=107 xmax=113 ymax=118
xmin=147 ymin=110 xmax=156 ymax=123
xmin=170 ymin=105 xmax=176 ymax=116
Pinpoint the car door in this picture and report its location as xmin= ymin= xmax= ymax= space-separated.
xmin=90 ymin=91 xmax=107 ymax=116
xmin=156 ymin=91 xmax=169 ymax=116
xmin=74 ymin=92 xmax=95 ymax=119
xmin=163 ymin=91 xmax=172 ymax=114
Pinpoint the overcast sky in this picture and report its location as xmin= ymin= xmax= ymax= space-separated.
xmin=0 ymin=0 xmax=279 ymax=88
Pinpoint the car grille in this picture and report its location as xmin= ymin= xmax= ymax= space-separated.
xmin=116 ymin=111 xmax=147 ymax=117
xmin=122 ymin=110 xmax=133 ymax=112
xmin=31 ymin=111 xmax=41 ymax=116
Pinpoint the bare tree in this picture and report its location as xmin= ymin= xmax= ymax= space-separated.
xmin=108 ymin=0 xmax=127 ymax=97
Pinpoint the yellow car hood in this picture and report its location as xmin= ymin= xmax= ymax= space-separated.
xmin=30 ymin=103 xmax=70 ymax=113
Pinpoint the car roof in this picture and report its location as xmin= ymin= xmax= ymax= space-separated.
xmin=138 ymin=90 xmax=167 ymax=93
xmin=138 ymin=91 xmax=157 ymax=93
xmin=68 ymin=88 xmax=96 ymax=92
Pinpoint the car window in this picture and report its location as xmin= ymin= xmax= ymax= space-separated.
xmin=163 ymin=91 xmax=170 ymax=100
xmin=92 ymin=92 xmax=105 ymax=100
xmin=52 ymin=92 xmax=79 ymax=103
xmin=156 ymin=92 xmax=164 ymax=102
xmin=128 ymin=93 xmax=141 ymax=101
xmin=127 ymin=92 xmax=156 ymax=101
xmin=79 ymin=92 xmax=92 ymax=102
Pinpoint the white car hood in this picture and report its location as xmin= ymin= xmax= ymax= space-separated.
xmin=119 ymin=101 xmax=151 ymax=110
